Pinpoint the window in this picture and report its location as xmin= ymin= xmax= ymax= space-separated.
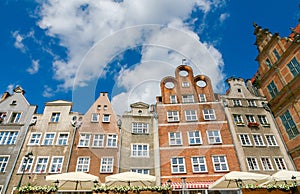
xmin=265 ymin=58 xmax=272 ymax=68
xmin=0 ymin=112 xmax=7 ymax=124
xmin=274 ymin=157 xmax=287 ymax=170
xmin=182 ymin=82 xmax=190 ymax=87
xmin=34 ymin=157 xmax=49 ymax=173
xmin=167 ymin=111 xmax=179 ymax=122
xmin=246 ymin=115 xmax=256 ymax=123
xmin=239 ymin=134 xmax=252 ymax=146
xmin=10 ymin=112 xmax=21 ymax=123
xmin=191 ymin=156 xmax=207 ymax=172
xmin=188 ymin=131 xmax=202 ymax=145
xmin=49 ymin=156 xmax=63 ymax=173
xmin=273 ymin=49 xmax=280 ymax=60
xmin=56 ymin=133 xmax=69 ymax=145
xmin=267 ymin=81 xmax=278 ymax=98
xmin=100 ymin=157 xmax=114 ymax=173
xmin=199 ymin=94 xmax=206 ymax=102
xmin=233 ymin=99 xmax=242 ymax=106
xmin=247 ymin=157 xmax=259 ymax=171
xmin=261 ymin=157 xmax=273 ymax=171
xmin=106 ymin=134 xmax=117 ymax=147
xmin=182 ymin=95 xmax=194 ymax=103
xmin=91 ymin=113 xmax=99 ymax=122
xmin=169 ymin=132 xmax=182 ymax=145
xmin=0 ymin=156 xmax=9 ymax=172
xmin=207 ymin=130 xmax=222 ymax=144
xmin=103 ymin=105 xmax=108 ymax=110
xmin=203 ymin=109 xmax=216 ymax=120
xmin=18 ymin=157 xmax=34 ymax=173
xmin=170 ymin=95 xmax=177 ymax=104
xmin=258 ymin=115 xmax=269 ymax=126
xmin=287 ymin=57 xmax=300 ymax=77
xmin=132 ymin=122 xmax=148 ymax=134
xmin=212 ymin=156 xmax=228 ymax=172
xmin=248 ymin=100 xmax=257 ymax=107
xmin=28 ymin=133 xmax=42 ymax=145
xmin=78 ymin=134 xmax=91 ymax=147
xmin=93 ymin=134 xmax=105 ymax=147
xmin=185 ymin=110 xmax=197 ymax=121
xmin=76 ymin=157 xmax=90 ymax=172
xmin=171 ymin=157 xmax=186 ymax=173
xmin=43 ymin=133 xmax=55 ymax=145
xmin=280 ymin=110 xmax=299 ymax=139
xmin=233 ymin=114 xmax=244 ymax=125
xmin=265 ymin=135 xmax=278 ymax=146
xmin=0 ymin=185 xmax=3 ymax=193
xmin=0 ymin=131 xmax=18 ymax=145
xmin=252 ymin=134 xmax=265 ymax=146
xmin=50 ymin=113 xmax=60 ymax=122
xmin=131 ymin=169 xmax=149 ymax=174
xmin=102 ymin=114 xmax=110 ymax=123
xmin=131 ymin=144 xmax=149 ymax=157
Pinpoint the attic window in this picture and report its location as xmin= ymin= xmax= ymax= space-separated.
xmin=138 ymin=110 xmax=142 ymax=114
xmin=104 ymin=105 xmax=108 ymax=110
xmin=97 ymin=105 xmax=101 ymax=110
xmin=10 ymin=100 xmax=17 ymax=105
xmin=237 ymin=88 xmax=242 ymax=93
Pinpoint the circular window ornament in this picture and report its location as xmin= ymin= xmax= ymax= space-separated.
xmin=165 ymin=82 xmax=175 ymax=89
xmin=197 ymin=80 xmax=207 ymax=88
xmin=179 ymin=70 xmax=188 ymax=77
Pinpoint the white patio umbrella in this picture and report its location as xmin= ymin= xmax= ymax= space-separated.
xmin=209 ymin=171 xmax=270 ymax=189
xmin=261 ymin=170 xmax=300 ymax=186
xmin=105 ymin=172 xmax=156 ymax=186
xmin=46 ymin=172 xmax=99 ymax=190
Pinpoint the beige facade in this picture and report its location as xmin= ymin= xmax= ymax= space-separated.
xmin=252 ymin=23 xmax=300 ymax=170
xmin=6 ymin=100 xmax=79 ymax=194
xmin=68 ymin=92 xmax=120 ymax=183
xmin=222 ymin=77 xmax=295 ymax=173
xmin=119 ymin=102 xmax=160 ymax=185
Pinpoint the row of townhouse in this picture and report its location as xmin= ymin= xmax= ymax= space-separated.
xmin=0 ymin=64 xmax=296 ymax=194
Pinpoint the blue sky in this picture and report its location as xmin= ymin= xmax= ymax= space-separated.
xmin=0 ymin=0 xmax=299 ymax=115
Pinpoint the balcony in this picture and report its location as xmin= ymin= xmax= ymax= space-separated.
xmin=248 ymin=122 xmax=259 ymax=128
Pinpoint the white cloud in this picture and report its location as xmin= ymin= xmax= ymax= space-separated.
xmin=6 ymin=84 xmax=15 ymax=94
xmin=42 ymin=85 xmax=54 ymax=98
xmin=12 ymin=31 xmax=26 ymax=53
xmin=27 ymin=59 xmax=40 ymax=74
xmin=219 ymin=13 xmax=230 ymax=23
xmin=36 ymin=0 xmax=228 ymax=114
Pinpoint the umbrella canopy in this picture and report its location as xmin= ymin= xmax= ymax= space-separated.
xmin=105 ymin=172 xmax=156 ymax=186
xmin=261 ymin=170 xmax=300 ymax=186
xmin=46 ymin=172 xmax=99 ymax=190
xmin=209 ymin=171 xmax=270 ymax=190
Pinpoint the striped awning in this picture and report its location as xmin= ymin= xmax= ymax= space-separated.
xmin=166 ymin=181 xmax=213 ymax=190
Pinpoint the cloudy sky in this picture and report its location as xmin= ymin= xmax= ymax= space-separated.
xmin=0 ymin=0 xmax=299 ymax=115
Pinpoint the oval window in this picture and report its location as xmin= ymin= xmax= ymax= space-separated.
xmin=179 ymin=70 xmax=188 ymax=77
xmin=197 ymin=80 xmax=207 ymax=88
xmin=165 ymin=82 xmax=175 ymax=89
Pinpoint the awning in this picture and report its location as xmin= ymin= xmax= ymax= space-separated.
xmin=166 ymin=181 xmax=214 ymax=190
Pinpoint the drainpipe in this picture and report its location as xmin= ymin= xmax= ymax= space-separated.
xmin=117 ymin=118 xmax=122 ymax=173
xmin=66 ymin=118 xmax=81 ymax=172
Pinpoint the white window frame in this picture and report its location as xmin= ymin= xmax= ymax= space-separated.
xmin=0 ymin=156 xmax=9 ymax=173
xmin=0 ymin=131 xmax=19 ymax=145
xmin=191 ymin=156 xmax=207 ymax=173
xmin=10 ymin=112 xmax=22 ymax=123
xmin=182 ymin=95 xmax=194 ymax=103
xmin=170 ymin=95 xmax=177 ymax=104
xmin=131 ymin=169 xmax=150 ymax=175
xmin=131 ymin=144 xmax=149 ymax=157
xmin=246 ymin=157 xmax=260 ymax=171
xmin=203 ymin=109 xmax=216 ymax=120
xmin=106 ymin=134 xmax=117 ymax=148
xmin=171 ymin=157 xmax=186 ymax=173
xmin=233 ymin=114 xmax=244 ymax=125
xmin=132 ymin=122 xmax=148 ymax=134
xmin=100 ymin=157 xmax=114 ymax=173
xmin=56 ymin=133 xmax=69 ymax=145
xmin=76 ymin=157 xmax=90 ymax=172
xmin=182 ymin=82 xmax=190 ymax=87
xmin=102 ymin=114 xmax=110 ymax=123
xmin=78 ymin=133 xmax=91 ymax=147
xmin=233 ymin=99 xmax=242 ymax=106
xmin=18 ymin=156 xmax=35 ymax=173
xmin=93 ymin=134 xmax=105 ymax=147
xmin=168 ymin=132 xmax=182 ymax=145
xmin=0 ymin=185 xmax=3 ymax=193
xmin=246 ymin=115 xmax=256 ymax=123
xmin=207 ymin=130 xmax=222 ymax=144
xmin=252 ymin=134 xmax=265 ymax=146
xmin=43 ymin=132 xmax=56 ymax=145
xmin=274 ymin=157 xmax=287 ymax=170
xmin=34 ymin=156 xmax=49 ymax=173
xmin=239 ymin=134 xmax=252 ymax=146
xmin=265 ymin=135 xmax=278 ymax=146
xmin=167 ymin=111 xmax=179 ymax=122
xmin=185 ymin=110 xmax=197 ymax=121
xmin=248 ymin=100 xmax=257 ymax=107
xmin=49 ymin=156 xmax=64 ymax=173
xmin=188 ymin=131 xmax=202 ymax=145
xmin=212 ymin=155 xmax=229 ymax=172
xmin=261 ymin=157 xmax=274 ymax=171
xmin=28 ymin=132 xmax=42 ymax=145
xmin=258 ymin=115 xmax=269 ymax=126
xmin=50 ymin=112 xmax=60 ymax=122
xmin=199 ymin=94 xmax=206 ymax=102
xmin=91 ymin=113 xmax=99 ymax=122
